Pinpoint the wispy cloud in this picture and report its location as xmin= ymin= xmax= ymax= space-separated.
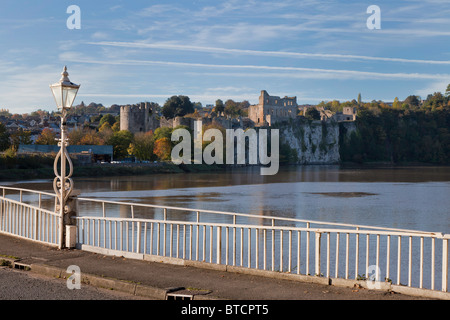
xmin=60 ymin=52 xmax=450 ymax=81
xmin=87 ymin=41 xmax=450 ymax=65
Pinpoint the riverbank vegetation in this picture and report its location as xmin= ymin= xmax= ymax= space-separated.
xmin=340 ymin=91 xmax=450 ymax=164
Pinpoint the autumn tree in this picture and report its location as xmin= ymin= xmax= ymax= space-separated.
xmin=35 ymin=128 xmax=57 ymax=145
xmin=393 ymin=97 xmax=400 ymax=109
xmin=67 ymin=127 xmax=85 ymax=145
xmin=153 ymin=137 xmax=172 ymax=161
xmin=79 ymin=129 xmax=105 ymax=145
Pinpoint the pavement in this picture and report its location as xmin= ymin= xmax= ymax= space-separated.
xmin=0 ymin=233 xmax=438 ymax=301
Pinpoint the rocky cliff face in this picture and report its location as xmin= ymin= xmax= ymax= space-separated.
xmin=278 ymin=120 xmax=340 ymax=164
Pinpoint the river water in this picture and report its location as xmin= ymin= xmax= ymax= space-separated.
xmin=9 ymin=165 xmax=450 ymax=234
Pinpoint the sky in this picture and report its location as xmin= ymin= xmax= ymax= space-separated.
xmin=0 ymin=0 xmax=450 ymax=114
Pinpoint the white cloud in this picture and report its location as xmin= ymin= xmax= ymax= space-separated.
xmin=59 ymin=52 xmax=450 ymax=81
xmin=91 ymin=32 xmax=109 ymax=40
xmin=87 ymin=41 xmax=450 ymax=65
xmin=416 ymin=81 xmax=449 ymax=98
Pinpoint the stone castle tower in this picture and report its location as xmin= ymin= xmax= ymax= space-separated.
xmin=120 ymin=102 xmax=160 ymax=133
xmin=248 ymin=90 xmax=298 ymax=126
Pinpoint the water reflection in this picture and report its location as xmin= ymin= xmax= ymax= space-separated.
xmin=5 ymin=165 xmax=450 ymax=234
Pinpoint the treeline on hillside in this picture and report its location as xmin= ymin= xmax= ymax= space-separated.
xmin=340 ymin=106 xmax=450 ymax=164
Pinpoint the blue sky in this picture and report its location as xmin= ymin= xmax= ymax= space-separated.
xmin=1 ymin=0 xmax=450 ymax=114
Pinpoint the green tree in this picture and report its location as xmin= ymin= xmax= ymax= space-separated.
xmin=99 ymin=114 xmax=116 ymax=127
xmin=153 ymin=127 xmax=173 ymax=141
xmin=404 ymin=95 xmax=420 ymax=108
xmin=10 ymin=129 xmax=32 ymax=148
xmin=161 ymin=95 xmax=194 ymax=119
xmin=305 ymin=108 xmax=321 ymax=120
xmin=108 ymin=130 xmax=134 ymax=159
xmin=357 ymin=93 xmax=361 ymax=105
xmin=0 ymin=123 xmax=10 ymax=151
xmin=129 ymin=131 xmax=155 ymax=161
xmin=445 ymin=84 xmax=450 ymax=97
xmin=215 ymin=99 xmax=224 ymax=114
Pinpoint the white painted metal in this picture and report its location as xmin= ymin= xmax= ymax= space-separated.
xmin=71 ymin=197 xmax=450 ymax=292
xmin=1 ymin=187 xmax=448 ymax=294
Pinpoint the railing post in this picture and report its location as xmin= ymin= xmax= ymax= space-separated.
xmin=442 ymin=238 xmax=448 ymax=292
xmin=217 ymin=226 xmax=222 ymax=264
xmin=315 ymin=231 xmax=322 ymax=276
xmin=136 ymin=221 xmax=142 ymax=254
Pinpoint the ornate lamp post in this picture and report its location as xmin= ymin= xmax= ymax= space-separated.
xmin=50 ymin=66 xmax=80 ymax=249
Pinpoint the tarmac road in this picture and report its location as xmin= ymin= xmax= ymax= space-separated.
xmin=0 ymin=266 xmax=145 ymax=300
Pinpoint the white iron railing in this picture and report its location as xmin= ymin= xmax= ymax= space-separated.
xmin=0 ymin=186 xmax=60 ymax=247
xmin=1 ymin=186 xmax=447 ymax=294
xmin=74 ymin=197 xmax=449 ymax=293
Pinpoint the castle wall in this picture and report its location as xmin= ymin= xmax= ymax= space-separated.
xmin=250 ymin=90 xmax=298 ymax=126
xmin=120 ymin=102 xmax=160 ymax=133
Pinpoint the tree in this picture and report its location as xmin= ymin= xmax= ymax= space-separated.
xmin=357 ymin=93 xmax=362 ymax=105
xmin=129 ymin=131 xmax=154 ymax=161
xmin=153 ymin=127 xmax=173 ymax=141
xmin=305 ymin=108 xmax=321 ymax=120
xmin=68 ymin=127 xmax=85 ymax=145
xmin=404 ymin=95 xmax=420 ymax=108
xmin=98 ymin=122 xmax=112 ymax=133
xmin=111 ymin=122 xmax=120 ymax=132
xmin=0 ymin=123 xmax=10 ymax=151
xmin=393 ymin=97 xmax=400 ymax=109
xmin=153 ymin=137 xmax=172 ymax=161
xmin=79 ymin=129 xmax=105 ymax=145
xmin=99 ymin=114 xmax=116 ymax=127
xmin=98 ymin=122 xmax=114 ymax=142
xmin=446 ymin=84 xmax=450 ymax=97
xmin=35 ymin=128 xmax=57 ymax=145
xmin=215 ymin=99 xmax=224 ymax=114
xmin=161 ymin=95 xmax=194 ymax=119
xmin=10 ymin=129 xmax=32 ymax=148
xmin=108 ymin=130 xmax=134 ymax=159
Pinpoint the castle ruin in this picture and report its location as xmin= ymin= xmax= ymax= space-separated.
xmin=119 ymin=102 xmax=160 ymax=133
xmin=248 ymin=90 xmax=298 ymax=126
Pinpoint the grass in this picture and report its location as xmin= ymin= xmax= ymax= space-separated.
xmin=0 ymin=254 xmax=20 ymax=260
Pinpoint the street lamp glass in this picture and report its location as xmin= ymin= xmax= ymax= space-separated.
xmin=50 ymin=66 xmax=80 ymax=109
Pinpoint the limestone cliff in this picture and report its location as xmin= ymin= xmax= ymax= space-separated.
xmin=277 ymin=119 xmax=340 ymax=164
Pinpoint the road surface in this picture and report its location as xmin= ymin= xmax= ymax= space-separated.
xmin=0 ymin=266 xmax=146 ymax=300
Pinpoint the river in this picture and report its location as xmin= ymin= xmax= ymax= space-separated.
xmin=7 ymin=165 xmax=450 ymax=235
